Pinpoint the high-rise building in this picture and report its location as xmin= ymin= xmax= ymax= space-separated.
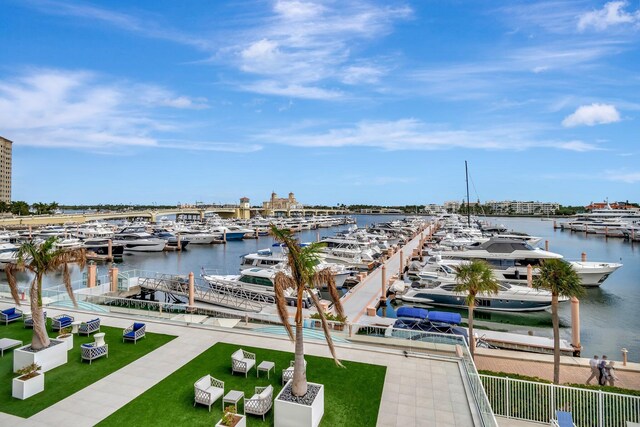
xmin=0 ymin=137 xmax=12 ymax=203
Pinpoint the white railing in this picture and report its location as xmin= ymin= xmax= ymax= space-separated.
xmin=480 ymin=374 xmax=640 ymax=427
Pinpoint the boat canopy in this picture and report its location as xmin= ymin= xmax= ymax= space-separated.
xmin=396 ymin=306 xmax=428 ymax=320
xmin=428 ymin=311 xmax=462 ymax=325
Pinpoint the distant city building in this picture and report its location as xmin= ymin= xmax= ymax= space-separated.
xmin=586 ymin=201 xmax=638 ymax=211
xmin=443 ymin=201 xmax=461 ymax=213
xmin=485 ymin=200 xmax=559 ymax=215
xmin=423 ymin=203 xmax=445 ymax=214
xmin=262 ymin=192 xmax=303 ymax=210
xmin=0 ymin=136 xmax=12 ymax=203
xmin=239 ymin=197 xmax=250 ymax=209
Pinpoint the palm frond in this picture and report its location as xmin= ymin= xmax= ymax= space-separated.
xmin=533 ymin=259 xmax=585 ymax=298
xmin=309 ymin=290 xmax=344 ymax=367
xmin=314 ymin=268 xmax=345 ymax=319
xmin=273 ymin=271 xmax=295 ymax=341
xmin=4 ymin=263 xmax=23 ymax=305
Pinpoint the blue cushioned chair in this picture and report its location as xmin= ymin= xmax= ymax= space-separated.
xmin=79 ymin=318 xmax=101 ymax=336
xmin=1 ymin=307 xmax=23 ymax=325
xmin=122 ymin=322 xmax=146 ymax=344
xmin=24 ymin=311 xmax=46 ymax=329
xmin=81 ymin=343 xmax=108 ymax=364
xmin=551 ymin=410 xmax=577 ymax=427
xmin=52 ymin=314 xmax=74 ymax=332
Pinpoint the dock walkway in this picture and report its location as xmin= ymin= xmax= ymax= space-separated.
xmin=342 ymin=225 xmax=431 ymax=323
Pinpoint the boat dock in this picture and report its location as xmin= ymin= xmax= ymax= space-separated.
xmin=476 ymin=329 xmax=574 ymax=356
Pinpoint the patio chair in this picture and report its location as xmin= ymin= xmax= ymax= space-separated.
xmin=245 ymin=385 xmax=273 ymax=421
xmin=80 ymin=343 xmax=109 ymax=364
xmin=24 ymin=311 xmax=46 ymax=329
xmin=51 ymin=314 xmax=74 ymax=332
xmin=231 ymin=348 xmax=256 ymax=377
xmin=1 ymin=307 xmax=23 ymax=325
xmin=122 ymin=322 xmax=146 ymax=343
xmin=551 ymin=410 xmax=577 ymax=427
xmin=282 ymin=359 xmax=307 ymax=385
xmin=78 ymin=318 xmax=101 ymax=336
xmin=193 ymin=375 xmax=224 ymax=412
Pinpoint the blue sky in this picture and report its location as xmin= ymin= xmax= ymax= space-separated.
xmin=2 ymin=0 xmax=639 ymax=206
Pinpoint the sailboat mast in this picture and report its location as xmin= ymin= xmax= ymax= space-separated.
xmin=465 ymin=160 xmax=471 ymax=227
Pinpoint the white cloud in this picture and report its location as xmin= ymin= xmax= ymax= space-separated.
xmin=562 ymin=103 xmax=621 ymax=127
xmin=578 ymin=1 xmax=640 ymax=31
xmin=226 ymin=1 xmax=412 ymax=98
xmin=0 ymin=69 xmax=253 ymax=153
xmin=603 ymin=170 xmax=640 ymax=183
xmin=256 ymin=119 xmax=601 ymax=152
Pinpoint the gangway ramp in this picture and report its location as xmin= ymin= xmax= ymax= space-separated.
xmin=137 ymin=274 xmax=267 ymax=313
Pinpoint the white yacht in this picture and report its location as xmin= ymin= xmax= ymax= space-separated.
xmin=0 ymin=243 xmax=20 ymax=265
xmin=430 ymin=238 xmax=622 ymax=287
xmin=113 ymin=228 xmax=166 ymax=252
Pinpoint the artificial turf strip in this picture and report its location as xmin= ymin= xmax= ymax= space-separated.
xmin=0 ymin=319 xmax=175 ymax=418
xmin=98 ymin=342 xmax=387 ymax=427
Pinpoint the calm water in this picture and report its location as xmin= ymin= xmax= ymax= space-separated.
xmin=5 ymin=215 xmax=639 ymax=362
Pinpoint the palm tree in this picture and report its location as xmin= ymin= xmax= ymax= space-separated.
xmin=271 ymin=225 xmax=344 ymax=397
xmin=533 ymin=259 xmax=585 ymax=384
xmin=5 ymin=237 xmax=87 ymax=350
xmin=454 ymin=260 xmax=500 ymax=359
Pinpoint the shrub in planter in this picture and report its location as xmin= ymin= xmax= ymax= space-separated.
xmin=215 ymin=405 xmax=246 ymax=427
xmin=12 ymin=363 xmax=44 ymax=400
xmin=56 ymin=327 xmax=74 ymax=350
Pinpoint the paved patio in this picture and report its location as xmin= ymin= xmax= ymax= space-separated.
xmin=0 ymin=303 xmax=480 ymax=426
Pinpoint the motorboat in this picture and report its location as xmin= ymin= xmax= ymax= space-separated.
xmin=113 ymin=228 xmax=167 ymax=252
xmin=0 ymin=243 xmax=20 ymax=265
xmin=153 ymin=231 xmax=190 ymax=249
xmin=83 ymin=238 xmax=124 ymax=256
xmin=429 ymin=238 xmax=622 ymax=287
xmin=53 ymin=238 xmax=83 ymax=250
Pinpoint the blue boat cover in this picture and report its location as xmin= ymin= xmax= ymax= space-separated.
xmin=428 ymin=311 xmax=462 ymax=325
xmin=396 ymin=307 xmax=428 ymax=320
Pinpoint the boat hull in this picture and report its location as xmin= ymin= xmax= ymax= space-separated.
xmin=400 ymin=291 xmax=555 ymax=312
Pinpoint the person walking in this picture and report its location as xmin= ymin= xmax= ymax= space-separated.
xmin=586 ymin=355 xmax=599 ymax=385
xmin=606 ymin=361 xmax=618 ymax=387
xmin=598 ymin=355 xmax=608 ymax=385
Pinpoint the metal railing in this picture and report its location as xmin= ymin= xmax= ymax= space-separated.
xmin=480 ymin=374 xmax=640 ymax=427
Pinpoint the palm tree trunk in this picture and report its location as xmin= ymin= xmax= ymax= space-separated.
xmin=291 ymin=316 xmax=308 ymax=396
xmin=31 ymin=274 xmax=50 ymax=350
xmin=552 ymin=293 xmax=560 ymax=384
xmin=468 ymin=301 xmax=475 ymax=359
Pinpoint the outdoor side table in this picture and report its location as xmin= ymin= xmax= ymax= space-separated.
xmin=0 ymin=338 xmax=22 ymax=357
xmin=71 ymin=321 xmax=82 ymax=334
xmin=94 ymin=332 xmax=106 ymax=347
xmin=257 ymin=361 xmax=275 ymax=379
xmin=223 ymin=390 xmax=245 ymax=414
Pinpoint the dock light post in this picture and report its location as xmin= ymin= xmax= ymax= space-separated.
xmin=527 ymin=264 xmax=533 ymax=288
xmin=87 ymin=262 xmax=97 ymax=288
xmin=571 ymin=297 xmax=581 ymax=355
xmin=545 ymin=240 xmax=549 ymax=251
xmin=380 ymin=264 xmax=387 ymax=303
xmin=581 ymin=252 xmax=587 ymax=262
xmin=399 ymin=250 xmax=403 ymax=277
xmin=622 ymin=348 xmax=628 ymax=366
xmin=188 ymin=272 xmax=195 ymax=310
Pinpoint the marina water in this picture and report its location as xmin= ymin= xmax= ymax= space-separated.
xmin=5 ymin=215 xmax=638 ymax=362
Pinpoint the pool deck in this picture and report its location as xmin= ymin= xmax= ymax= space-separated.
xmin=0 ymin=303 xmax=479 ymax=427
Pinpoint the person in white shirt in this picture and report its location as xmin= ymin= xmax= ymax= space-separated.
xmin=586 ymin=355 xmax=599 ymax=385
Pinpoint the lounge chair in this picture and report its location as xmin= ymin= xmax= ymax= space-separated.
xmin=1 ymin=308 xmax=23 ymax=325
xmin=24 ymin=311 xmax=46 ymax=329
xmin=80 ymin=343 xmax=109 ymax=364
xmin=245 ymin=385 xmax=273 ymax=421
xmin=193 ymin=375 xmax=224 ymax=412
xmin=282 ymin=359 xmax=307 ymax=385
xmin=78 ymin=318 xmax=101 ymax=336
xmin=51 ymin=314 xmax=74 ymax=331
xmin=231 ymin=348 xmax=256 ymax=377
xmin=551 ymin=410 xmax=577 ymax=427
xmin=122 ymin=322 xmax=146 ymax=343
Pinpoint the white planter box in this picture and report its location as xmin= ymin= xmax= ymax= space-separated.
xmin=56 ymin=334 xmax=74 ymax=351
xmin=12 ymin=371 xmax=45 ymax=400
xmin=13 ymin=340 xmax=68 ymax=373
xmin=215 ymin=414 xmax=247 ymax=427
xmin=275 ymin=381 xmax=324 ymax=427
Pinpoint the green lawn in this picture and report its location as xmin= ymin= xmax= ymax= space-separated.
xmin=0 ymin=318 xmax=175 ymax=418
xmin=99 ymin=342 xmax=386 ymax=427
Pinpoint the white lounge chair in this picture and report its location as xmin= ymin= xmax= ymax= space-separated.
xmin=282 ymin=359 xmax=307 ymax=385
xmin=245 ymin=385 xmax=273 ymax=421
xmin=80 ymin=343 xmax=108 ymax=364
xmin=194 ymin=375 xmax=224 ymax=412
xmin=231 ymin=349 xmax=256 ymax=377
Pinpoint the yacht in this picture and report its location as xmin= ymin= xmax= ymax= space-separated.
xmin=0 ymin=243 xmax=20 ymax=265
xmin=53 ymin=238 xmax=83 ymax=250
xmin=429 ymin=238 xmax=622 ymax=287
xmin=83 ymin=238 xmax=124 ymax=256
xmin=153 ymin=231 xmax=190 ymax=249
xmin=397 ymin=263 xmax=564 ymax=312
xmin=113 ymin=228 xmax=166 ymax=252
xmin=210 ymin=226 xmax=246 ymax=241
